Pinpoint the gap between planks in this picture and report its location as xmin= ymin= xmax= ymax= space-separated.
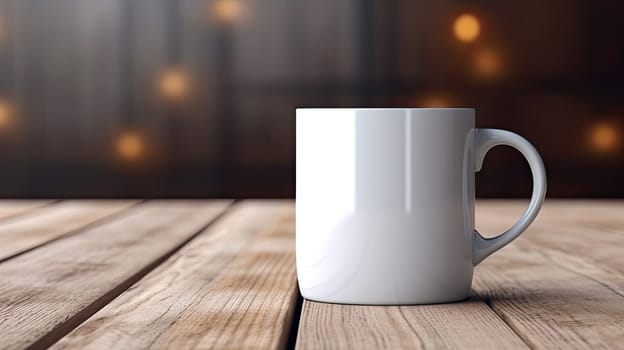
xmin=286 ymin=290 xmax=304 ymax=350
xmin=0 ymin=200 xmax=58 ymax=223
xmin=0 ymin=200 xmax=143 ymax=263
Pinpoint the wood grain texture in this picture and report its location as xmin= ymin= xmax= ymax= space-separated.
xmin=0 ymin=200 xmax=230 ymax=350
xmin=52 ymin=201 xmax=297 ymax=350
xmin=474 ymin=200 xmax=624 ymax=350
xmin=2 ymin=200 xmax=623 ymax=350
xmin=297 ymin=298 xmax=528 ymax=349
xmin=477 ymin=200 xmax=624 ymax=275
xmin=0 ymin=200 xmax=138 ymax=261
xmin=0 ymin=200 xmax=53 ymax=220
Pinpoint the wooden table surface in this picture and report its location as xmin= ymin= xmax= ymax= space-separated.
xmin=1 ymin=200 xmax=623 ymax=349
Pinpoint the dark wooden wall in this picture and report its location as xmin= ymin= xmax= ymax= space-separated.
xmin=0 ymin=0 xmax=622 ymax=198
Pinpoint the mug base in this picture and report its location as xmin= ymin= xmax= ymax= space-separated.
xmin=301 ymin=292 xmax=472 ymax=306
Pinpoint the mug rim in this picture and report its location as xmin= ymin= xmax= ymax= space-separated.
xmin=296 ymin=107 xmax=475 ymax=111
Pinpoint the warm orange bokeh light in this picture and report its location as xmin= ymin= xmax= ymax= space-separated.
xmin=453 ymin=14 xmax=480 ymax=43
xmin=0 ymin=101 xmax=13 ymax=129
xmin=159 ymin=69 xmax=189 ymax=100
xmin=473 ymin=49 xmax=502 ymax=78
xmin=213 ymin=0 xmax=243 ymax=24
xmin=588 ymin=123 xmax=621 ymax=154
xmin=421 ymin=95 xmax=452 ymax=108
xmin=116 ymin=132 xmax=145 ymax=161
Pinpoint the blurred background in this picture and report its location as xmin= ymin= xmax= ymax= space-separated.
xmin=0 ymin=0 xmax=622 ymax=198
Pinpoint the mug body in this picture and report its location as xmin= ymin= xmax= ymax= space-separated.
xmin=296 ymin=108 xmax=476 ymax=305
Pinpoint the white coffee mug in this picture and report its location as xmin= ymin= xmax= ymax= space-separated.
xmin=296 ymin=108 xmax=546 ymax=305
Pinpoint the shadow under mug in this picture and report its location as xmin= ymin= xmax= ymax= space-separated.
xmin=296 ymin=108 xmax=546 ymax=305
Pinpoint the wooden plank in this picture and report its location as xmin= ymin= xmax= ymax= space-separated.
xmin=0 ymin=200 xmax=54 ymax=220
xmin=476 ymin=201 xmax=624 ymax=282
xmin=476 ymin=200 xmax=624 ymax=236
xmin=297 ymin=299 xmax=528 ymax=349
xmin=0 ymin=200 xmax=230 ymax=350
xmin=0 ymin=200 xmax=138 ymax=261
xmin=52 ymin=201 xmax=297 ymax=350
xmin=477 ymin=200 xmax=624 ymax=276
xmin=473 ymin=200 xmax=624 ymax=349
xmin=474 ymin=243 xmax=624 ymax=349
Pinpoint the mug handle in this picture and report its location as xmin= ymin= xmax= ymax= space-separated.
xmin=472 ymin=129 xmax=547 ymax=266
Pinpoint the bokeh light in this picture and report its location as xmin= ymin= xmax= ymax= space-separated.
xmin=159 ymin=68 xmax=189 ymax=101
xmin=212 ymin=0 xmax=243 ymax=24
xmin=420 ymin=95 xmax=452 ymax=108
xmin=473 ymin=48 xmax=502 ymax=78
xmin=453 ymin=14 xmax=480 ymax=43
xmin=588 ymin=122 xmax=621 ymax=154
xmin=0 ymin=100 xmax=14 ymax=130
xmin=116 ymin=131 xmax=145 ymax=161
